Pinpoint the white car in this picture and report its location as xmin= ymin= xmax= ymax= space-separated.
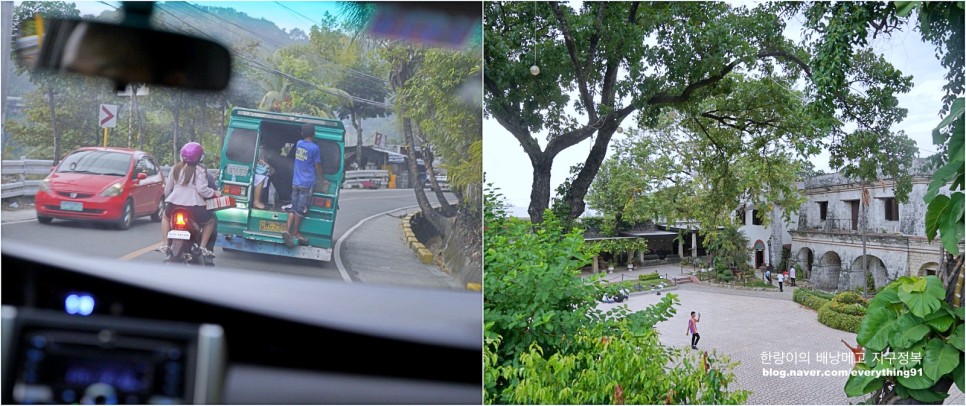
xmin=436 ymin=175 xmax=450 ymax=192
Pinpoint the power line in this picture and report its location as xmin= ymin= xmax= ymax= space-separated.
xmin=274 ymin=1 xmax=318 ymax=27
xmin=170 ymin=2 xmax=387 ymax=86
xmin=140 ymin=5 xmax=392 ymax=109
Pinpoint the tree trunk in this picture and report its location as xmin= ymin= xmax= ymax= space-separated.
xmin=567 ymin=125 xmax=618 ymax=222
xmin=527 ymin=154 xmax=553 ymax=223
xmin=48 ymin=86 xmax=60 ymax=165
xmin=352 ymin=110 xmax=363 ymax=168
xmin=419 ymin=135 xmax=455 ymax=216
xmin=403 ymin=117 xmax=450 ymax=237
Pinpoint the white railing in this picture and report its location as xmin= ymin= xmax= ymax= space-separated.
xmin=343 ymin=170 xmax=389 ymax=189
xmin=1 ymin=158 xmax=53 ymax=199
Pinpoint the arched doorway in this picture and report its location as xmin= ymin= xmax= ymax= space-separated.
xmin=851 ymin=255 xmax=888 ymax=292
xmin=919 ymin=262 xmax=942 ymax=282
xmin=796 ymin=247 xmax=814 ymax=278
xmin=753 ymin=240 xmax=765 ymax=269
xmin=814 ymin=251 xmax=842 ymax=291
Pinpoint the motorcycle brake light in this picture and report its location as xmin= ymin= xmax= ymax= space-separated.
xmin=174 ymin=212 xmax=187 ymax=229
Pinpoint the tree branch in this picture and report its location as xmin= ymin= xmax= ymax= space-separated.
xmin=484 ymin=74 xmax=544 ymax=158
xmin=549 ymin=1 xmax=598 ymax=122
xmin=583 ymin=3 xmax=605 ymax=75
xmin=644 ymin=50 xmax=814 ymax=107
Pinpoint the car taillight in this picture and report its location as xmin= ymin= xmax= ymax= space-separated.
xmin=174 ymin=212 xmax=188 ymax=229
xmin=222 ymin=184 xmax=247 ymax=196
xmin=312 ymin=197 xmax=333 ymax=209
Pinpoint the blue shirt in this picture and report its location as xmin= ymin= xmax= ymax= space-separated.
xmin=292 ymin=139 xmax=321 ymax=188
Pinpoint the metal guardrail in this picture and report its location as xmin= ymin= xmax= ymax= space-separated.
xmin=343 ymin=170 xmax=389 ymax=189
xmin=1 ymin=159 xmax=54 ymax=199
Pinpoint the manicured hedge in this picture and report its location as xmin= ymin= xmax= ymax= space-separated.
xmin=638 ymin=272 xmax=662 ymax=281
xmin=815 ymin=291 xmax=869 ymax=333
xmin=817 ymin=305 xmax=864 ymax=333
xmin=793 ymin=288 xmax=831 ymax=311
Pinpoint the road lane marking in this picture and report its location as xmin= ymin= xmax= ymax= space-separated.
xmin=121 ymin=244 xmax=161 ymax=261
xmin=334 ymin=205 xmax=420 ymax=284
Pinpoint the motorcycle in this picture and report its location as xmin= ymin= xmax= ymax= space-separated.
xmin=165 ymin=207 xmax=210 ymax=265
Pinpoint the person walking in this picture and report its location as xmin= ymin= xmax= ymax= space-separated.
xmin=687 ymin=311 xmax=701 ymax=350
xmin=777 ymin=272 xmax=785 ymax=292
xmin=282 ymin=123 xmax=323 ymax=248
xmin=790 ymin=265 xmax=797 ymax=286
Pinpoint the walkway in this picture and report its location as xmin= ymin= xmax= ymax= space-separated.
xmin=597 ymin=264 xmax=964 ymax=405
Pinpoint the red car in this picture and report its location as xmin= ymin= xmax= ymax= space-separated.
xmin=35 ymin=147 xmax=166 ymax=230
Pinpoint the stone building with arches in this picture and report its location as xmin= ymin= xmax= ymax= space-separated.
xmin=788 ymin=159 xmax=962 ymax=292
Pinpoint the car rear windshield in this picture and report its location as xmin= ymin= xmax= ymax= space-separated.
xmin=56 ymin=151 xmax=131 ymax=176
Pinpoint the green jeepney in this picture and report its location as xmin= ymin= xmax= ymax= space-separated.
xmin=214 ymin=108 xmax=345 ymax=261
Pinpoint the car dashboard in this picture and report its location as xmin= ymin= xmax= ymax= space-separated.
xmin=1 ymin=241 xmax=482 ymax=404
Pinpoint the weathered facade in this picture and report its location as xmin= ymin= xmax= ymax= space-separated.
xmin=737 ymin=201 xmax=797 ymax=270
xmin=787 ymin=160 xmax=960 ymax=292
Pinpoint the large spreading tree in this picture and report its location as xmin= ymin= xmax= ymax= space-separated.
xmin=484 ymin=1 xmax=917 ymax=224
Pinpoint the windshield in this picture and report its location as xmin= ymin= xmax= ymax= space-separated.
xmin=56 ymin=150 xmax=132 ymax=176
xmin=3 ymin=0 xmax=482 ymax=292
xmin=3 ymin=2 xmax=483 ymax=403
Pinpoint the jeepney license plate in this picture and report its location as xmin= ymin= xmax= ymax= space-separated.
xmin=259 ymin=221 xmax=287 ymax=233
xmin=60 ymin=201 xmax=83 ymax=211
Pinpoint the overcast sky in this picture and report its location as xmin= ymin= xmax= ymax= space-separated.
xmin=482 ymin=4 xmax=948 ymax=209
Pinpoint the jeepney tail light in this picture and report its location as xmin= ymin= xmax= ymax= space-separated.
xmin=222 ymin=185 xmax=246 ymax=196
xmin=312 ymin=197 xmax=333 ymax=209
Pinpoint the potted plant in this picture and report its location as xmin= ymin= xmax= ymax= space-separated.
xmin=626 ymin=257 xmax=636 ymax=270
xmin=607 ymin=261 xmax=615 ymax=272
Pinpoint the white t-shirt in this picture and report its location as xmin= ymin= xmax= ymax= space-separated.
xmin=777 ymin=274 xmax=785 ymax=282
xmin=790 ymin=268 xmax=796 ymax=278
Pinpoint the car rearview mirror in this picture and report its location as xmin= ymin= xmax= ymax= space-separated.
xmin=18 ymin=18 xmax=231 ymax=91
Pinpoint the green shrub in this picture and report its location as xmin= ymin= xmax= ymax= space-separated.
xmin=716 ymin=271 xmax=734 ymax=282
xmin=638 ymin=272 xmax=661 ymax=281
xmin=817 ymin=304 xmax=864 ymax=333
xmin=793 ymin=289 xmax=831 ymax=311
xmin=826 ymin=300 xmax=867 ymax=317
xmin=797 ymin=288 xmax=834 ymax=300
xmin=832 ymin=291 xmax=867 ymax=305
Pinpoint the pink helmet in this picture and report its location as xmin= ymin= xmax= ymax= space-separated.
xmin=180 ymin=142 xmax=204 ymax=164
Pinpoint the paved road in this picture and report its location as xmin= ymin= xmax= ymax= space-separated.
xmin=0 ymin=189 xmax=464 ymax=289
xmin=600 ymin=274 xmax=965 ymax=405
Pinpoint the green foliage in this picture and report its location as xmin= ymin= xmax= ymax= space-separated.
xmin=400 ymin=46 xmax=482 ymax=193
xmin=485 ymin=186 xmax=750 ymax=403
xmin=591 ymin=238 xmax=649 ymax=259
xmin=811 ymin=292 xmax=870 ymax=333
xmin=716 ymin=271 xmax=735 ymax=283
xmin=893 ymin=2 xmax=965 ymax=255
xmin=496 ymin=322 xmax=749 ymax=405
xmin=847 ymin=276 xmax=965 ymax=400
xmin=818 ymin=305 xmax=865 ymax=333
xmin=793 ymin=288 xmax=832 ymax=311
xmin=638 ymin=272 xmax=662 ymax=282
xmin=705 ymin=225 xmax=751 ymax=268
xmin=777 ymin=245 xmax=791 ymax=275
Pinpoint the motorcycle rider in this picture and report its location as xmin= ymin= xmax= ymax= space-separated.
xmin=158 ymin=142 xmax=220 ymax=262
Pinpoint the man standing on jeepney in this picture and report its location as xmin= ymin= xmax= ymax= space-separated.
xmin=282 ymin=122 xmax=323 ymax=248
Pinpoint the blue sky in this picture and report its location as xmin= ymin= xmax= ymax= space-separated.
xmin=73 ymin=1 xmax=344 ymax=33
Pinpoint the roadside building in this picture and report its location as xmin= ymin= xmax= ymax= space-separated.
xmin=788 ymin=159 xmax=961 ymax=292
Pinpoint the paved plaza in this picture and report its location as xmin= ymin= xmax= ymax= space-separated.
xmin=596 ymin=265 xmax=965 ymax=405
